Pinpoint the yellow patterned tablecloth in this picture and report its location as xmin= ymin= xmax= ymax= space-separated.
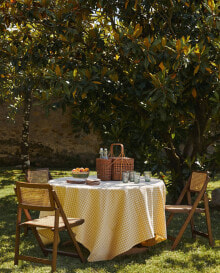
xmin=39 ymin=177 xmax=167 ymax=262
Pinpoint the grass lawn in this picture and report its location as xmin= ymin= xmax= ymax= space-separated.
xmin=0 ymin=167 xmax=220 ymax=273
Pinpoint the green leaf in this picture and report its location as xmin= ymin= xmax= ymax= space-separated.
xmin=73 ymin=69 xmax=77 ymax=78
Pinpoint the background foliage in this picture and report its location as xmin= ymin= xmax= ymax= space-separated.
xmin=0 ymin=0 xmax=219 ymax=198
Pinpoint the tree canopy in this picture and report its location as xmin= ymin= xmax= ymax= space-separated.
xmin=70 ymin=0 xmax=220 ymax=196
xmin=1 ymin=0 xmax=219 ymax=197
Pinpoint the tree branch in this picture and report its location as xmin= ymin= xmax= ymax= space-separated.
xmin=157 ymin=1 xmax=175 ymax=37
xmin=167 ymin=0 xmax=175 ymax=37
xmin=164 ymin=132 xmax=182 ymax=173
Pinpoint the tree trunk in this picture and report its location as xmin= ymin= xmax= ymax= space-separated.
xmin=21 ymin=89 xmax=32 ymax=173
xmin=163 ymin=133 xmax=186 ymax=201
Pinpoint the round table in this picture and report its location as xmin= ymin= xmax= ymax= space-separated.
xmin=39 ymin=176 xmax=167 ymax=262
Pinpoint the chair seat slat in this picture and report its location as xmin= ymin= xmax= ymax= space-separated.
xmin=20 ymin=215 xmax=84 ymax=229
xmin=165 ymin=205 xmax=205 ymax=213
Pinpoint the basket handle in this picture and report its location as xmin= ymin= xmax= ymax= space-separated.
xmin=110 ymin=143 xmax=125 ymax=157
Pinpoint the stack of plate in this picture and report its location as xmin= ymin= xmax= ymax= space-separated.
xmin=66 ymin=178 xmax=86 ymax=184
xmin=86 ymin=178 xmax=101 ymax=185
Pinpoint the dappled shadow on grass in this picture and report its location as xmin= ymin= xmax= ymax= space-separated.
xmin=164 ymin=254 xmax=216 ymax=272
xmin=0 ymin=168 xmax=26 ymax=189
xmin=0 ymin=179 xmax=16 ymax=188
xmin=190 ymin=252 xmax=219 ymax=271
xmin=0 ymin=194 xmax=18 ymax=266
xmin=0 ymin=195 xmax=17 ymax=225
xmin=163 ymin=241 xmax=220 ymax=272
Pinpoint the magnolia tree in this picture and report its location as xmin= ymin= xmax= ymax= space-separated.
xmin=69 ymin=0 xmax=220 ymax=198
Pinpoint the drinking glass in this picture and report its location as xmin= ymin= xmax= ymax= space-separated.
xmin=134 ymin=172 xmax=140 ymax=184
xmin=129 ymin=171 xmax=136 ymax=182
xmin=122 ymin=171 xmax=129 ymax=183
xmin=144 ymin=171 xmax=151 ymax=182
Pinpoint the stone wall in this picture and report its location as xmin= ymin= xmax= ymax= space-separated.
xmin=0 ymin=104 xmax=101 ymax=168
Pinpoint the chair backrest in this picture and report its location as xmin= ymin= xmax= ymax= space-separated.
xmin=26 ymin=170 xmax=49 ymax=183
xmin=36 ymin=168 xmax=53 ymax=180
xmin=189 ymin=171 xmax=209 ymax=192
xmin=16 ymin=181 xmax=55 ymax=211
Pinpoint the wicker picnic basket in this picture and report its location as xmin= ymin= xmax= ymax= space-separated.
xmin=96 ymin=143 xmax=134 ymax=181
xmin=96 ymin=158 xmax=112 ymax=181
xmin=110 ymin=143 xmax=134 ymax=180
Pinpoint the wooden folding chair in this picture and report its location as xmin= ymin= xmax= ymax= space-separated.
xmin=24 ymin=170 xmax=50 ymax=235
xmin=165 ymin=171 xmax=214 ymax=250
xmin=26 ymin=169 xmax=49 ymax=183
xmin=14 ymin=182 xmax=85 ymax=272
